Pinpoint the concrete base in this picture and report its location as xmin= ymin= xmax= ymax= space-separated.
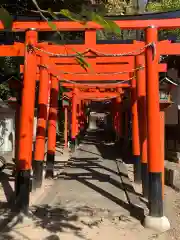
xmin=143 ymin=215 xmax=170 ymax=232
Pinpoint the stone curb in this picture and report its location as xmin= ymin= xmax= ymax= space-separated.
xmin=165 ymin=160 xmax=180 ymax=191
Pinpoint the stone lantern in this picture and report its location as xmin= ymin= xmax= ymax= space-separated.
xmin=159 ymin=76 xmax=178 ymax=104
xmin=159 ymin=76 xmax=178 ymax=186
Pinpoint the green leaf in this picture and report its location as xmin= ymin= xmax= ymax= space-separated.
xmin=75 ymin=54 xmax=90 ymax=72
xmin=59 ymin=9 xmax=86 ymax=24
xmin=106 ymin=20 xmax=121 ymax=35
xmin=48 ymin=8 xmax=59 ymax=20
xmin=91 ymin=13 xmax=121 ymax=35
xmin=0 ymin=7 xmax=13 ymax=29
xmin=47 ymin=10 xmax=67 ymax=43
xmin=47 ymin=21 xmax=57 ymax=31
xmin=50 ymin=9 xmax=120 ymax=35
xmin=91 ymin=13 xmax=108 ymax=29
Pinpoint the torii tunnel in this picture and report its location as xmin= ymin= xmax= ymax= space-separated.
xmin=2 ymin=11 xmax=180 ymax=232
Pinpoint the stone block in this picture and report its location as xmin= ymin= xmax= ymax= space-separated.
xmin=165 ymin=161 xmax=180 ymax=191
xmin=166 ymin=150 xmax=180 ymax=163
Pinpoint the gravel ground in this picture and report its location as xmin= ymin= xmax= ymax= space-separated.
xmin=127 ymin=163 xmax=180 ymax=240
xmin=1 ymin=137 xmax=180 ymax=239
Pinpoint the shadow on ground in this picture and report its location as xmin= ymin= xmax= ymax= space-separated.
xmin=0 ymin=203 xmax=127 ymax=240
xmin=0 ymin=129 xmax=143 ymax=240
xmin=56 ymin=130 xmax=144 ymax=222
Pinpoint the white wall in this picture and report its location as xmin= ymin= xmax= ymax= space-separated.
xmin=0 ymin=108 xmax=38 ymax=155
xmin=0 ymin=110 xmax=15 ymax=153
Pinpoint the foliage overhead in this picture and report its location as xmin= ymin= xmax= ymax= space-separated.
xmin=147 ymin=0 xmax=180 ymax=39
xmin=0 ymin=0 xmax=123 ymax=101
xmin=147 ymin=0 xmax=180 ymax=12
xmin=1 ymin=0 xmax=180 ymax=100
xmin=0 ymin=7 xmax=13 ymax=29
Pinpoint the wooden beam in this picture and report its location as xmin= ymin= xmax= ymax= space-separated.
xmin=1 ymin=19 xmax=180 ymax=31
xmin=64 ymin=91 xmax=120 ymax=99
xmin=0 ymin=43 xmax=24 ymax=56
xmin=60 ymin=83 xmax=130 ymax=88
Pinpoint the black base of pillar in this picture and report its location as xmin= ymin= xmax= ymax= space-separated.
xmin=133 ymin=155 xmax=141 ymax=183
xmin=33 ymin=160 xmax=43 ymax=190
xmin=45 ymin=153 xmax=54 ymax=179
xmin=141 ymin=162 xmax=149 ymax=198
xmin=149 ymin=172 xmax=163 ymax=217
xmin=15 ymin=169 xmax=31 ymax=214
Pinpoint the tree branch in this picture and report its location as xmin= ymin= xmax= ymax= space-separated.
xmin=31 ymin=0 xmax=50 ymax=21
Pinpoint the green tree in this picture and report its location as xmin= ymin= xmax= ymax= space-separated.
xmin=147 ymin=0 xmax=180 ymax=12
xmin=147 ymin=0 xmax=180 ymax=39
xmin=0 ymin=0 xmax=130 ymax=99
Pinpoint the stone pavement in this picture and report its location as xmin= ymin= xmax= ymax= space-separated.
xmin=0 ymin=131 xmax=163 ymax=240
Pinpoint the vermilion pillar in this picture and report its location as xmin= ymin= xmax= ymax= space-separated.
xmin=136 ymin=53 xmax=148 ymax=197
xmin=131 ymin=72 xmax=141 ymax=183
xmin=76 ymin=99 xmax=81 ymax=144
xmin=64 ymin=106 xmax=68 ymax=148
xmin=16 ymin=29 xmax=37 ymax=212
xmin=47 ymin=77 xmax=51 ymax=119
xmin=45 ymin=75 xmax=59 ymax=178
xmin=79 ymin=100 xmax=84 ymax=133
xmin=71 ymin=87 xmax=78 ymax=151
xmin=33 ymin=55 xmax=49 ymax=189
xmin=144 ymin=26 xmax=169 ymax=228
xmin=160 ymin=110 xmax=165 ymax=198
xmin=145 ymin=26 xmax=162 ymax=216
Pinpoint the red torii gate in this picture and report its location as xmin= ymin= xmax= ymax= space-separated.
xmin=1 ymin=17 xmax=180 ymax=232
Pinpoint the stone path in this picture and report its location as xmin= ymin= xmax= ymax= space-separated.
xmin=0 ymin=130 xmax=176 ymax=240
